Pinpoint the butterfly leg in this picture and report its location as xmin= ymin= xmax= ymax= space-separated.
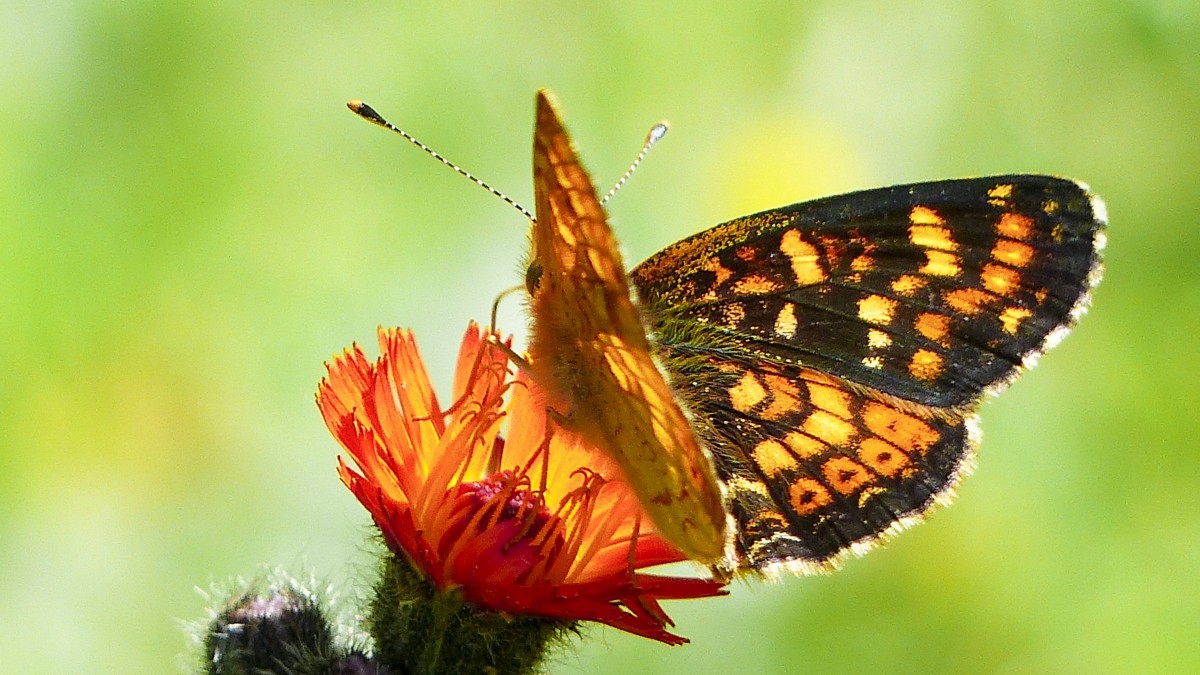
xmin=488 ymin=283 xmax=527 ymax=334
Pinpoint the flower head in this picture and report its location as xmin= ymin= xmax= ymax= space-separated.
xmin=317 ymin=323 xmax=726 ymax=646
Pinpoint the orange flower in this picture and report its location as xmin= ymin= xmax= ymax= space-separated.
xmin=317 ymin=323 xmax=726 ymax=645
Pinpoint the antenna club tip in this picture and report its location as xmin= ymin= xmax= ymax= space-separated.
xmin=347 ymin=100 xmax=387 ymax=127
xmin=648 ymin=122 xmax=669 ymax=144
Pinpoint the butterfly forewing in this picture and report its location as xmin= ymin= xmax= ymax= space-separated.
xmin=634 ymin=177 xmax=1104 ymax=407
xmin=526 ymin=91 xmax=729 ymax=562
xmin=632 ymin=176 xmax=1104 ymax=573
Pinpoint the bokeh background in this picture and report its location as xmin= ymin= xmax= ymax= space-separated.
xmin=3 ymin=2 xmax=1198 ymax=673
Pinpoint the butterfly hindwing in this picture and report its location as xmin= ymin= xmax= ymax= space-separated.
xmin=669 ymin=355 xmax=975 ymax=573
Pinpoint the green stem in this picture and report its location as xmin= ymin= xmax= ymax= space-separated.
xmin=370 ymin=554 xmax=577 ymax=675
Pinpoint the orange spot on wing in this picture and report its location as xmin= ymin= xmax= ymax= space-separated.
xmin=997 ymin=212 xmax=1035 ymax=240
xmin=915 ymin=312 xmax=951 ymax=346
xmin=920 ymin=250 xmax=961 ymax=277
xmin=779 ymin=229 xmax=827 ymax=285
xmin=822 ymin=456 xmax=872 ymax=495
xmin=802 ymin=410 xmax=858 ymax=446
xmin=867 ymin=328 xmax=892 ymax=348
xmin=908 ymin=348 xmax=943 ymax=381
xmin=774 ymin=302 xmax=798 ymax=338
xmin=909 ymin=224 xmax=958 ymax=251
xmin=732 ymin=274 xmax=782 ymax=295
xmin=858 ymin=294 xmax=898 ymax=325
xmin=753 ymin=439 xmax=799 ymax=477
xmin=944 ymin=287 xmax=995 ymax=316
xmin=729 ymin=371 xmax=767 ymax=413
xmin=789 ymin=477 xmax=834 ymax=516
xmin=981 ymin=263 xmax=1022 ymax=297
xmin=862 ymin=402 xmax=940 ymax=455
xmin=999 ymin=306 xmax=1033 ymax=335
xmin=851 ymin=253 xmax=875 ymax=271
xmin=891 ymin=274 xmax=928 ymax=296
xmin=857 ymin=438 xmax=911 ymax=477
xmin=991 ymin=240 xmax=1035 ymax=268
xmin=909 ymin=205 xmax=945 ymax=226
xmin=808 ymin=382 xmax=853 ymax=419
xmin=988 ymin=183 xmax=1014 ymax=200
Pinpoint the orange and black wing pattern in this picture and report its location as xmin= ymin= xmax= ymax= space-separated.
xmin=631 ymin=176 xmax=1105 ymax=575
xmin=524 ymin=91 xmax=729 ymax=563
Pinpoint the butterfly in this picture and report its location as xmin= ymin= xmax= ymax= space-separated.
xmin=522 ymin=90 xmax=1105 ymax=576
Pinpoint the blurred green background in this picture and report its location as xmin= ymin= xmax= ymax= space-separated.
xmin=3 ymin=2 xmax=1198 ymax=673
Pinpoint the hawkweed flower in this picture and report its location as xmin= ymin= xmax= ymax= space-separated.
xmin=317 ymin=324 xmax=726 ymax=673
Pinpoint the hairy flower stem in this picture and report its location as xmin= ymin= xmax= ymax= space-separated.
xmin=371 ymin=555 xmax=577 ymax=675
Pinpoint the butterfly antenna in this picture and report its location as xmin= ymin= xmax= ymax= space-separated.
xmin=347 ymin=100 xmax=536 ymax=222
xmin=600 ymin=121 xmax=668 ymax=205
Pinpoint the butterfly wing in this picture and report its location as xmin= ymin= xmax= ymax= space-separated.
xmin=526 ymin=90 xmax=729 ymax=562
xmin=681 ymin=357 xmax=975 ymax=575
xmin=631 ymin=176 xmax=1105 ymax=573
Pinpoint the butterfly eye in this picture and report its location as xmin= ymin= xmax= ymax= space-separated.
xmin=524 ymin=260 xmax=544 ymax=295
